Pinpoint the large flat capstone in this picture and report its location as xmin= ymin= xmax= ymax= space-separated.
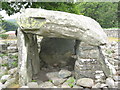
xmin=17 ymin=8 xmax=108 ymax=46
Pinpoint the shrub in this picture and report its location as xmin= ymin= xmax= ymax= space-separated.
xmin=0 ymin=34 xmax=9 ymax=39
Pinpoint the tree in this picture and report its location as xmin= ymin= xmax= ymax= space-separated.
xmin=1 ymin=2 xmax=118 ymax=28
xmin=76 ymin=2 xmax=118 ymax=28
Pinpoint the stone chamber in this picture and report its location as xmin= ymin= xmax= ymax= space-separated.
xmin=16 ymin=8 xmax=116 ymax=88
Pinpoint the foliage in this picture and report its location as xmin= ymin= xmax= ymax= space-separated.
xmin=0 ymin=34 xmax=9 ymax=39
xmin=66 ymin=77 xmax=75 ymax=87
xmin=32 ymin=80 xmax=37 ymax=82
xmin=76 ymin=2 xmax=118 ymax=28
xmin=0 ymin=53 xmax=8 ymax=57
xmin=2 ymin=20 xmax=18 ymax=31
xmin=1 ymin=2 xmax=118 ymax=28
xmin=11 ymin=61 xmax=18 ymax=67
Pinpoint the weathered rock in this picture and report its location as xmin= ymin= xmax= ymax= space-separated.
xmin=100 ymin=84 xmax=108 ymax=88
xmin=7 ymin=44 xmax=18 ymax=53
xmin=17 ymin=29 xmax=41 ymax=86
xmin=8 ymin=68 xmax=18 ymax=75
xmin=76 ymin=78 xmax=94 ymax=88
xmin=38 ymin=81 xmax=54 ymax=88
xmin=4 ymin=78 xmax=16 ymax=87
xmin=106 ymin=77 xmax=115 ymax=88
xmin=46 ymin=72 xmax=59 ymax=80
xmin=61 ymin=82 xmax=71 ymax=88
xmin=40 ymin=38 xmax=75 ymax=68
xmin=74 ymin=58 xmax=104 ymax=79
xmin=0 ymin=66 xmax=8 ymax=78
xmin=113 ymin=75 xmax=120 ymax=81
xmin=17 ymin=8 xmax=108 ymax=46
xmin=92 ymin=83 xmax=101 ymax=88
xmin=0 ymin=82 xmax=6 ymax=88
xmin=59 ymin=70 xmax=72 ymax=78
xmin=0 ymin=43 xmax=8 ymax=52
xmin=19 ymin=86 xmax=29 ymax=88
xmin=51 ymin=77 xmax=66 ymax=86
xmin=17 ymin=8 xmax=109 ymax=85
xmin=73 ymin=85 xmax=83 ymax=88
xmin=1 ymin=75 xmax=11 ymax=83
xmin=27 ymin=82 xmax=39 ymax=88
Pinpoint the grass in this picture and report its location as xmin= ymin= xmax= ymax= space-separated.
xmin=108 ymin=37 xmax=120 ymax=42
xmin=0 ymin=34 xmax=9 ymax=39
xmin=66 ymin=77 xmax=75 ymax=88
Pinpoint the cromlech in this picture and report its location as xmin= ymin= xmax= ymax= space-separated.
xmin=16 ymin=8 xmax=116 ymax=86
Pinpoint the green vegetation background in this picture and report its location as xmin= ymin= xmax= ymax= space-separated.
xmin=1 ymin=2 xmax=118 ymax=29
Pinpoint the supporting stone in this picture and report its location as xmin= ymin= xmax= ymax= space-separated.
xmin=74 ymin=42 xmax=111 ymax=80
xmin=17 ymin=28 xmax=40 ymax=86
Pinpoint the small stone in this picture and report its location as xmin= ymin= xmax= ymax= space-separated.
xmin=4 ymin=78 xmax=16 ymax=87
xmin=20 ymin=86 xmax=29 ymax=88
xmin=106 ymin=77 xmax=115 ymax=88
xmin=27 ymin=82 xmax=39 ymax=88
xmin=1 ymin=75 xmax=11 ymax=83
xmin=84 ymin=88 xmax=91 ymax=90
xmin=8 ymin=68 xmax=17 ymax=75
xmin=92 ymin=83 xmax=101 ymax=88
xmin=51 ymin=77 xmax=66 ymax=86
xmin=100 ymin=84 xmax=107 ymax=88
xmin=0 ymin=82 xmax=6 ymax=88
xmin=113 ymin=75 xmax=120 ymax=81
xmin=61 ymin=82 xmax=71 ymax=88
xmin=38 ymin=81 xmax=54 ymax=88
xmin=111 ymin=41 xmax=117 ymax=46
xmin=114 ymin=82 xmax=119 ymax=87
xmin=59 ymin=70 xmax=71 ymax=78
xmin=46 ymin=72 xmax=59 ymax=80
xmin=18 ymin=86 xmax=30 ymax=90
xmin=73 ymin=85 xmax=83 ymax=88
xmin=76 ymin=78 xmax=94 ymax=88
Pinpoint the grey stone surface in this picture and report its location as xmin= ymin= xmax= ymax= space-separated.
xmin=76 ymin=78 xmax=94 ymax=88
xmin=46 ymin=72 xmax=59 ymax=80
xmin=17 ymin=8 xmax=108 ymax=46
xmin=73 ymin=85 xmax=83 ymax=88
xmin=1 ymin=75 xmax=11 ymax=83
xmin=106 ymin=77 xmax=115 ymax=88
xmin=40 ymin=38 xmax=75 ymax=68
xmin=0 ymin=43 xmax=8 ymax=52
xmin=38 ymin=81 xmax=54 ymax=88
xmin=0 ymin=82 xmax=6 ymax=88
xmin=92 ymin=83 xmax=101 ymax=88
xmin=27 ymin=82 xmax=39 ymax=88
xmin=113 ymin=75 xmax=120 ymax=81
xmin=7 ymin=44 xmax=18 ymax=53
xmin=17 ymin=29 xmax=41 ymax=86
xmin=4 ymin=78 xmax=16 ymax=87
xmin=51 ymin=77 xmax=66 ymax=86
xmin=59 ymin=70 xmax=72 ymax=78
xmin=8 ymin=67 xmax=18 ymax=75
xmin=61 ymin=82 xmax=71 ymax=88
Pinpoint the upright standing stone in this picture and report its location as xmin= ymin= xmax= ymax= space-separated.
xmin=17 ymin=28 xmax=41 ymax=86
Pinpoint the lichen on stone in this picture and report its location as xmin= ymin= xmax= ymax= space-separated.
xmin=17 ymin=17 xmax=47 ymax=31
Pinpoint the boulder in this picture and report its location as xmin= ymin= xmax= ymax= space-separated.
xmin=27 ymin=82 xmax=39 ymax=88
xmin=1 ymin=75 xmax=11 ymax=83
xmin=76 ymin=78 xmax=94 ymax=88
xmin=51 ymin=77 xmax=66 ymax=86
xmin=17 ymin=8 xmax=108 ymax=46
xmin=46 ymin=72 xmax=59 ymax=80
xmin=58 ymin=69 xmax=72 ymax=78
xmin=38 ymin=81 xmax=54 ymax=88
xmin=106 ymin=77 xmax=115 ymax=88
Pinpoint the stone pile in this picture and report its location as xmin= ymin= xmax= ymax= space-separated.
xmin=0 ymin=41 xmax=18 ymax=89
